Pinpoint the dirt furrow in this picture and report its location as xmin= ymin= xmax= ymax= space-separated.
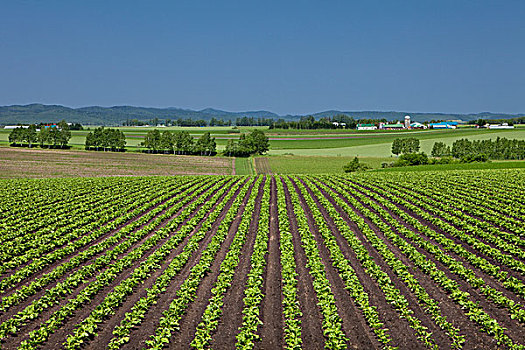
xmin=0 ymin=179 xmax=215 ymax=326
xmin=255 ymin=177 xmax=284 ymax=350
xmin=0 ymin=179 xmax=192 ymax=295
xmin=41 ymin=178 xmax=242 ymax=350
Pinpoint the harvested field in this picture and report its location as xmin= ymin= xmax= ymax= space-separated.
xmin=0 ymin=147 xmax=233 ymax=178
xmin=0 ymin=169 xmax=524 ymax=349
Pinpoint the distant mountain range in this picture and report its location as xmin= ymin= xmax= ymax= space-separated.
xmin=0 ymin=104 xmax=522 ymax=125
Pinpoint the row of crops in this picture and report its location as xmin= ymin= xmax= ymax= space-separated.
xmin=0 ymin=169 xmax=524 ymax=349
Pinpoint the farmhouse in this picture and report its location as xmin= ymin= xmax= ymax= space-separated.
xmin=4 ymin=125 xmax=29 ymax=129
xmin=487 ymin=123 xmax=515 ymax=129
xmin=357 ymin=123 xmax=377 ymax=130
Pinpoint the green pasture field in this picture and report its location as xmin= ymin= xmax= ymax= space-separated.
xmin=267 ymin=129 xmax=525 ymax=157
xmin=266 ymin=155 xmax=391 ymax=174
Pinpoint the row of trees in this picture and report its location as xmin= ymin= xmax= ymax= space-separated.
xmin=432 ymin=137 xmax=525 ymax=160
xmin=123 ymin=118 xmax=208 ymax=127
xmin=141 ymin=130 xmax=217 ymax=155
xmin=209 ymin=118 xmax=233 ymax=126
xmin=468 ymin=117 xmax=525 ymax=126
xmin=122 ymin=114 xmax=404 ymax=129
xmin=234 ymin=117 xmax=274 ymax=127
xmin=8 ymin=120 xmax=71 ymax=148
xmin=85 ymin=127 xmax=126 ymax=151
xmin=224 ymin=130 xmax=269 ymax=157
xmin=140 ymin=129 xmax=269 ymax=157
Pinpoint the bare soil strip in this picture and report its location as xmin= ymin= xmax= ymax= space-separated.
xmin=319 ymin=178 xmax=500 ymax=349
xmin=255 ymin=177 xmax=284 ymax=350
xmin=2 ymin=173 xmax=524 ymax=349
xmin=0 ymin=179 xmax=210 ymax=321
xmin=0 ymin=179 xmax=189 ymax=288
xmin=307 ymin=178 xmax=430 ymax=349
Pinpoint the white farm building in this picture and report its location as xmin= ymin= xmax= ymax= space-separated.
xmin=357 ymin=124 xmax=377 ymax=130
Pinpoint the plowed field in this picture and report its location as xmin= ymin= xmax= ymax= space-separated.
xmin=0 ymin=170 xmax=524 ymax=349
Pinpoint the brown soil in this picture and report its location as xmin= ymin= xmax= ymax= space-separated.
xmin=254 ymin=157 xmax=272 ymax=174
xmin=0 ymin=147 xmax=232 ymax=178
xmin=255 ymin=177 xmax=284 ymax=350
xmin=0 ymin=179 xmax=212 ymax=320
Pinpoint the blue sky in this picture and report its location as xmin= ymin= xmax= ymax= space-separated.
xmin=1 ymin=0 xmax=524 ymax=115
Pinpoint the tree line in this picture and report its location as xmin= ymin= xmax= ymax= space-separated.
xmin=123 ymin=117 xmax=207 ymax=127
xmin=8 ymin=120 xmax=71 ymax=148
xmin=432 ymin=137 xmax=525 ymax=160
xmin=468 ymin=116 xmax=525 ymax=126
xmin=85 ymin=127 xmax=126 ymax=151
xmin=269 ymin=115 xmax=390 ymax=130
xmin=140 ymin=129 xmax=270 ymax=157
xmin=140 ymin=130 xmax=216 ymax=155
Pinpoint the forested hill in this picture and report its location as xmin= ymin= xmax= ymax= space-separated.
xmin=0 ymin=104 xmax=523 ymax=125
xmin=0 ymin=104 xmax=279 ymax=125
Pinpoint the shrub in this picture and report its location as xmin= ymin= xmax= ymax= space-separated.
xmin=343 ymin=157 xmax=370 ymax=173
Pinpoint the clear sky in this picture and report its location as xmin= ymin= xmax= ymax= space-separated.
xmin=1 ymin=0 xmax=524 ymax=115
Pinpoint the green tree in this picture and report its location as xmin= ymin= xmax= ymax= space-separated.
xmin=142 ymin=129 xmax=162 ymax=152
xmin=244 ymin=130 xmax=269 ymax=155
xmin=396 ymin=152 xmax=429 ymax=166
xmin=431 ymin=142 xmax=451 ymax=157
xmin=26 ymin=124 xmax=38 ymax=148
xmin=174 ymin=131 xmax=194 ymax=154
xmin=404 ymin=138 xmax=420 ymax=153
xmin=451 ymin=139 xmax=473 ymax=159
xmin=8 ymin=127 xmax=24 ymax=146
xmin=160 ymin=131 xmax=175 ymax=153
xmin=57 ymin=120 xmax=71 ymax=148
xmin=38 ymin=127 xmax=50 ymax=147
xmin=194 ymin=132 xmax=216 ymax=156
xmin=391 ymin=138 xmax=403 ymax=156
